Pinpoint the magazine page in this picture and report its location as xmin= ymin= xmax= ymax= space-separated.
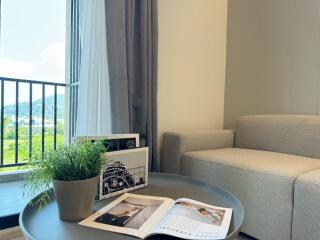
xmin=151 ymin=198 xmax=232 ymax=240
xmin=79 ymin=193 xmax=175 ymax=239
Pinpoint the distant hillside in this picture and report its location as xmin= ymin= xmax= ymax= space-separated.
xmin=4 ymin=94 xmax=65 ymax=119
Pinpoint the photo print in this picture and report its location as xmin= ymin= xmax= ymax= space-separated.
xmin=95 ymin=196 xmax=164 ymax=229
xmin=171 ymin=201 xmax=225 ymax=226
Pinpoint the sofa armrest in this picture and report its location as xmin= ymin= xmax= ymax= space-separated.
xmin=161 ymin=130 xmax=234 ymax=174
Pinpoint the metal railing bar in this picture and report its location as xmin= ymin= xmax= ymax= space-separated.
xmin=29 ymin=83 xmax=33 ymax=160
xmin=70 ymin=87 xmax=74 ymax=139
xmin=75 ymin=85 xmax=78 ymax=135
xmin=71 ymin=87 xmax=74 ymax=138
xmin=0 ymin=162 xmax=27 ymax=168
xmin=0 ymin=77 xmax=67 ymax=87
xmin=41 ymin=84 xmax=45 ymax=158
xmin=72 ymin=86 xmax=76 ymax=138
xmin=54 ymin=86 xmax=57 ymax=150
xmin=0 ymin=81 xmax=4 ymax=165
xmin=15 ymin=81 xmax=19 ymax=164
xmin=68 ymin=88 xmax=72 ymax=143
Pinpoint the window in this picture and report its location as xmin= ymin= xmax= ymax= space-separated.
xmin=0 ymin=0 xmax=67 ymax=173
xmin=0 ymin=0 xmax=66 ymax=82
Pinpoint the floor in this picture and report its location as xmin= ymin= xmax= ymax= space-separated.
xmin=0 ymin=227 xmax=25 ymax=240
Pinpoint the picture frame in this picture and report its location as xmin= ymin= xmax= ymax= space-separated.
xmin=97 ymin=147 xmax=149 ymax=200
xmin=76 ymin=134 xmax=140 ymax=151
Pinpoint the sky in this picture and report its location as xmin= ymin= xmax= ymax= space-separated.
xmin=0 ymin=0 xmax=66 ymax=104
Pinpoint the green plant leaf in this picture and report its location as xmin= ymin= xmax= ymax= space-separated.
xmin=25 ymin=140 xmax=108 ymax=209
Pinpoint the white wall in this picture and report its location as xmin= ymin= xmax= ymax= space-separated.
xmin=158 ymin=0 xmax=228 ymax=149
xmin=224 ymin=0 xmax=320 ymax=128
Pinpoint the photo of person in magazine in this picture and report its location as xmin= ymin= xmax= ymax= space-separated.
xmin=175 ymin=201 xmax=225 ymax=226
xmin=95 ymin=197 xmax=163 ymax=229
xmin=79 ymin=193 xmax=232 ymax=240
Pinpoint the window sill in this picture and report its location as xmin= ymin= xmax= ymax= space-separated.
xmin=0 ymin=180 xmax=29 ymax=229
xmin=0 ymin=180 xmax=28 ymax=215
xmin=0 ymin=170 xmax=29 ymax=183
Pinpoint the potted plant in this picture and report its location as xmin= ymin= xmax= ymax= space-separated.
xmin=26 ymin=140 xmax=107 ymax=222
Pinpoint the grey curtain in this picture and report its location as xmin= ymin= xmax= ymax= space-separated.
xmin=105 ymin=0 xmax=158 ymax=171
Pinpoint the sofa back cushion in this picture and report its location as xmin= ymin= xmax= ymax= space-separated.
xmin=235 ymin=115 xmax=320 ymax=159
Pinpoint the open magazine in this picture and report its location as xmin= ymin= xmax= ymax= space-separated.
xmin=79 ymin=193 xmax=232 ymax=240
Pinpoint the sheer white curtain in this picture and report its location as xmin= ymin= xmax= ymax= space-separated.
xmin=76 ymin=0 xmax=111 ymax=136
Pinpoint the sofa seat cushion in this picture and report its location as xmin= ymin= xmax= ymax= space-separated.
xmin=181 ymin=148 xmax=320 ymax=240
xmin=292 ymin=169 xmax=320 ymax=240
xmin=183 ymin=148 xmax=320 ymax=178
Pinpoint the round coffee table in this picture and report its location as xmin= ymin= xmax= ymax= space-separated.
xmin=20 ymin=173 xmax=244 ymax=240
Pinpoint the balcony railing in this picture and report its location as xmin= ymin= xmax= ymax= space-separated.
xmin=0 ymin=77 xmax=68 ymax=169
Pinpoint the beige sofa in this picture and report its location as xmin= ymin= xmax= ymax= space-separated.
xmin=161 ymin=115 xmax=320 ymax=240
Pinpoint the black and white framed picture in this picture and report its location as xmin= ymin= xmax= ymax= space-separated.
xmin=97 ymin=147 xmax=149 ymax=200
xmin=77 ymin=134 xmax=140 ymax=151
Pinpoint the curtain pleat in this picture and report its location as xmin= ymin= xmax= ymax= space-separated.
xmin=105 ymin=0 xmax=158 ymax=171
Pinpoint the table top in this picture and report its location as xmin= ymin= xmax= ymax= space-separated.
xmin=20 ymin=173 xmax=244 ymax=240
